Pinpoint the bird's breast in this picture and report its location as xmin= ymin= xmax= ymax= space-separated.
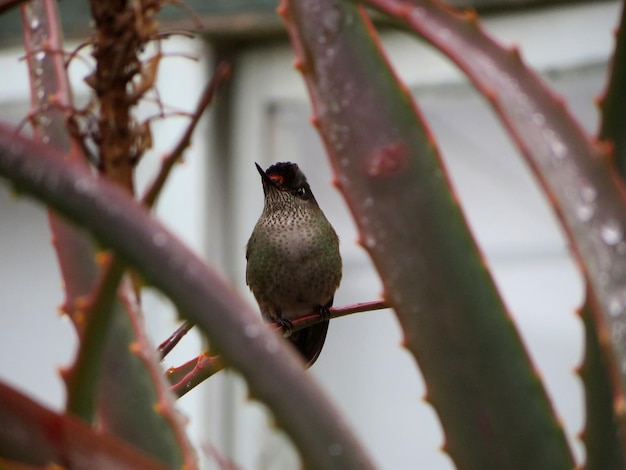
xmin=247 ymin=214 xmax=341 ymax=320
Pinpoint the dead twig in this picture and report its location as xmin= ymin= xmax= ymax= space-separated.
xmin=142 ymin=61 xmax=232 ymax=207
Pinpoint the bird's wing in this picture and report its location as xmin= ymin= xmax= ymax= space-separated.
xmin=245 ymin=236 xmax=253 ymax=286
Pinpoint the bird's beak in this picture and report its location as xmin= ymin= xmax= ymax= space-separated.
xmin=255 ymin=162 xmax=276 ymax=187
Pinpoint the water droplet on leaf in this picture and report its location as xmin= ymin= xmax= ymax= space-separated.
xmin=576 ymin=203 xmax=594 ymax=222
xmin=153 ymin=232 xmax=168 ymax=247
xmin=245 ymin=324 xmax=261 ymax=338
xmin=328 ymin=443 xmax=343 ymax=456
xmin=601 ymin=220 xmax=623 ymax=246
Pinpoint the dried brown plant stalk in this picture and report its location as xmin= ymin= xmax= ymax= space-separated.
xmin=83 ymin=0 xmax=195 ymax=193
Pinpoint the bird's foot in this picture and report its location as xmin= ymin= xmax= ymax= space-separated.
xmin=275 ymin=318 xmax=294 ymax=338
xmin=315 ymin=304 xmax=332 ymax=322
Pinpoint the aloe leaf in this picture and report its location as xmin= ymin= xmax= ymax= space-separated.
xmin=579 ymin=287 xmax=625 ymax=469
xmin=599 ymin=2 xmax=626 ymax=175
xmin=361 ymin=0 xmax=626 ymax=445
xmin=281 ymin=0 xmax=574 ymax=468
xmin=20 ymin=1 xmax=195 ymax=466
xmin=591 ymin=2 xmax=626 ymax=460
xmin=0 ymin=127 xmax=375 ymax=470
xmin=20 ymin=0 xmax=98 ymax=301
xmin=0 ymin=380 xmax=168 ymax=470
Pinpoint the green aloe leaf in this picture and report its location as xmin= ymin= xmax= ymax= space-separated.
xmin=599 ymin=2 xmax=626 ymax=176
xmin=281 ymin=0 xmax=574 ymax=468
xmin=578 ymin=286 xmax=625 ymax=469
xmin=359 ymin=0 xmax=626 ymax=415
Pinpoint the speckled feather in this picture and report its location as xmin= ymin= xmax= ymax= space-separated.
xmin=246 ymin=162 xmax=342 ymax=367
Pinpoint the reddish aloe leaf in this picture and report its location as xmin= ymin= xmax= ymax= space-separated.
xmin=361 ymin=0 xmax=626 ymax=441
xmin=0 ymin=127 xmax=375 ymax=470
xmin=21 ymin=0 xmax=99 ymax=304
xmin=20 ymin=2 xmax=196 ymax=466
xmin=0 ymin=381 xmax=168 ymax=470
xmin=281 ymin=0 xmax=574 ymax=467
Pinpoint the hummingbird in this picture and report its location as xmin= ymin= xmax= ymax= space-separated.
xmin=246 ymin=162 xmax=342 ymax=367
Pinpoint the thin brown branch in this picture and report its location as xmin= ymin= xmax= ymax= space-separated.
xmin=165 ymin=300 xmax=390 ymax=397
xmin=167 ymin=0 xmax=205 ymax=31
xmin=161 ymin=300 xmax=389 ymax=360
xmin=142 ymin=61 xmax=232 ymax=208
xmin=277 ymin=299 xmax=390 ymax=334
xmin=64 ymin=40 xmax=92 ymax=69
xmin=159 ymin=320 xmax=195 ymax=359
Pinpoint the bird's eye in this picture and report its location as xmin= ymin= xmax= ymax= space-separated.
xmin=296 ymin=187 xmax=306 ymax=197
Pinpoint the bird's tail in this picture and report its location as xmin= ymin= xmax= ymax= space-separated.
xmin=289 ymin=320 xmax=329 ymax=368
